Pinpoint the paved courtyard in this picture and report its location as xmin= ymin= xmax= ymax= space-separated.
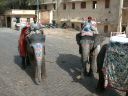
xmin=0 ymin=28 xmax=125 ymax=96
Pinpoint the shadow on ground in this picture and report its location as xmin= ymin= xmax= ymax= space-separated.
xmin=14 ymin=55 xmax=35 ymax=84
xmin=56 ymin=54 xmax=122 ymax=96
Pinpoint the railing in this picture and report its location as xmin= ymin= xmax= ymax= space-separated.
xmin=40 ymin=0 xmax=55 ymax=4
xmin=62 ymin=0 xmax=92 ymax=3
xmin=110 ymin=32 xmax=126 ymax=37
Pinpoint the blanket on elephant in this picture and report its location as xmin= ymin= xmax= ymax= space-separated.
xmin=103 ymin=41 xmax=128 ymax=91
xmin=80 ymin=34 xmax=105 ymax=49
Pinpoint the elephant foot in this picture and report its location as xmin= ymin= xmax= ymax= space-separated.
xmin=80 ymin=70 xmax=88 ymax=79
xmin=41 ymin=73 xmax=47 ymax=80
xmin=35 ymin=78 xmax=41 ymax=85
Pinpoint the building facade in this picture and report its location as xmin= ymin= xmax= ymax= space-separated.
xmin=122 ymin=0 xmax=128 ymax=32
xmin=40 ymin=0 xmax=128 ymax=35
xmin=4 ymin=10 xmax=36 ymax=29
xmin=39 ymin=0 xmax=56 ymax=24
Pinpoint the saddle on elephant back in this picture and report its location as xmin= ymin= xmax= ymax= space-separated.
xmin=102 ymin=34 xmax=128 ymax=92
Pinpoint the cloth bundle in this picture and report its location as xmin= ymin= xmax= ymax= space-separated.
xmin=103 ymin=36 xmax=128 ymax=91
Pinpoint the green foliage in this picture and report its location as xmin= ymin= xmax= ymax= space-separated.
xmin=0 ymin=0 xmax=36 ymax=13
xmin=0 ymin=0 xmax=8 ymax=13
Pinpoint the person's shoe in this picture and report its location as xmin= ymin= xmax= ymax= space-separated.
xmin=21 ymin=62 xmax=26 ymax=70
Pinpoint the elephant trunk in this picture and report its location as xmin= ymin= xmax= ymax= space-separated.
xmin=32 ymin=43 xmax=44 ymax=62
xmin=32 ymin=43 xmax=45 ymax=84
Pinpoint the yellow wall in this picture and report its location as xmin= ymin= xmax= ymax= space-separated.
xmin=53 ymin=0 xmax=120 ymax=34
xmin=41 ymin=0 xmax=123 ymax=34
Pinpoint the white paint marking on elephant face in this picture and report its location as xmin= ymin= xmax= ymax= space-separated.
xmin=33 ymin=43 xmax=43 ymax=62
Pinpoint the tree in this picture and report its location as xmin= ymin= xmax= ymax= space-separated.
xmin=6 ymin=0 xmax=33 ymax=9
xmin=0 ymin=0 xmax=36 ymax=12
xmin=0 ymin=0 xmax=8 ymax=13
xmin=0 ymin=0 xmax=40 ymax=13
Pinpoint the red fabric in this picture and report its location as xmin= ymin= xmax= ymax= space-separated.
xmin=18 ymin=27 xmax=29 ymax=57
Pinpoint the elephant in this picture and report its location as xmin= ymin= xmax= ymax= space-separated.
xmin=97 ymin=43 xmax=128 ymax=96
xmin=96 ymin=44 xmax=107 ymax=90
xmin=76 ymin=33 xmax=101 ymax=77
xmin=26 ymin=30 xmax=46 ymax=85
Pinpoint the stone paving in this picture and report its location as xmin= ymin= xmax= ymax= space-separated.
xmin=0 ymin=28 xmax=125 ymax=96
xmin=43 ymin=28 xmax=124 ymax=96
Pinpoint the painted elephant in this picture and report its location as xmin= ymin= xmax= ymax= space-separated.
xmin=26 ymin=30 xmax=46 ymax=85
xmin=80 ymin=34 xmax=101 ymax=77
xmin=97 ymin=43 xmax=128 ymax=96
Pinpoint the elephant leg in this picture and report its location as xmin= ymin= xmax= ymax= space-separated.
xmin=81 ymin=43 xmax=90 ymax=76
xmin=35 ymin=64 xmax=42 ymax=85
xmin=96 ymin=44 xmax=107 ymax=91
xmin=88 ymin=52 xmax=94 ymax=76
xmin=38 ymin=64 xmax=42 ymax=83
xmin=79 ymin=44 xmax=82 ymax=55
xmin=41 ymin=57 xmax=46 ymax=80
xmin=89 ymin=45 xmax=101 ymax=74
xmin=35 ymin=65 xmax=39 ymax=84
xmin=126 ymin=92 xmax=128 ymax=96
xmin=97 ymin=70 xmax=105 ymax=91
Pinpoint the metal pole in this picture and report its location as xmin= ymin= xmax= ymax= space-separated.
xmin=56 ymin=0 xmax=59 ymax=23
xmin=36 ymin=0 xmax=39 ymax=22
xmin=117 ymin=0 xmax=124 ymax=32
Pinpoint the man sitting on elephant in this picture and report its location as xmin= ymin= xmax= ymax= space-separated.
xmin=30 ymin=16 xmax=43 ymax=31
xmin=80 ymin=16 xmax=100 ymax=77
